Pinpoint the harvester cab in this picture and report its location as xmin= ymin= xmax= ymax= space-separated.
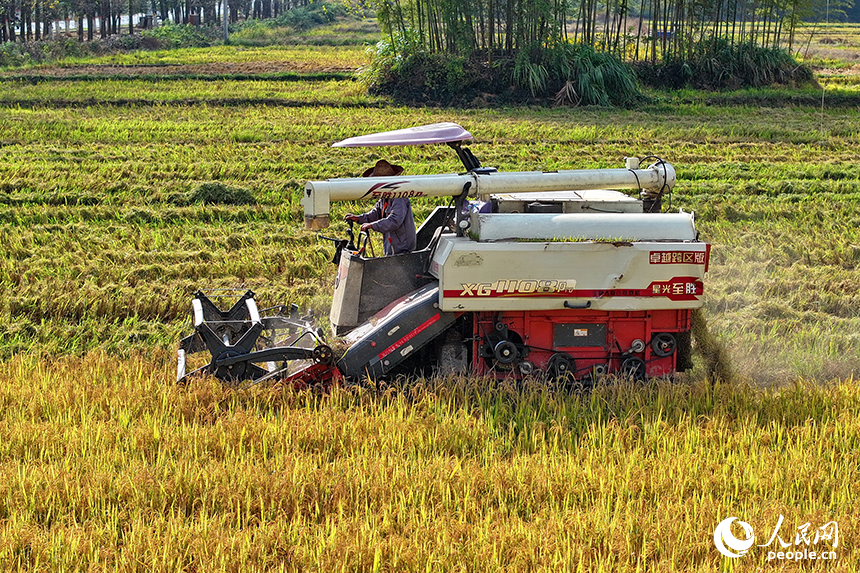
xmin=177 ymin=122 xmax=709 ymax=388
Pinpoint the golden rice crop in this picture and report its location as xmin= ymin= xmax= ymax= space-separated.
xmin=0 ymin=352 xmax=857 ymax=571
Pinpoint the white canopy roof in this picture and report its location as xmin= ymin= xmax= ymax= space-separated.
xmin=332 ymin=122 xmax=473 ymax=148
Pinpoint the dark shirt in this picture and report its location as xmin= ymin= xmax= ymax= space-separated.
xmin=356 ymin=198 xmax=417 ymax=256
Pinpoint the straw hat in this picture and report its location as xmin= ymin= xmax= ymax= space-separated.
xmin=362 ymin=159 xmax=404 ymax=177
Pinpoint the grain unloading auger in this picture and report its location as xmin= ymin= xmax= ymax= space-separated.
xmin=178 ymin=122 xmax=709 ymax=387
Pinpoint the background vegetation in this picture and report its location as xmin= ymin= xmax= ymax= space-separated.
xmin=0 ymin=0 xmax=343 ymax=44
xmin=0 ymin=3 xmax=380 ymax=69
xmin=361 ymin=0 xmax=824 ymax=102
xmin=0 ymin=13 xmax=858 ymax=573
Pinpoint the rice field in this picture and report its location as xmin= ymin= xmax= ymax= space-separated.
xmin=1 ymin=353 xmax=858 ymax=571
xmin=43 ymin=45 xmax=372 ymax=69
xmin=1 ymin=30 xmax=859 ymax=571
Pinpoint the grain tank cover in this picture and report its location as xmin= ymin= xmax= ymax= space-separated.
xmin=332 ymin=122 xmax=473 ymax=147
xmin=430 ymin=210 xmax=707 ymax=313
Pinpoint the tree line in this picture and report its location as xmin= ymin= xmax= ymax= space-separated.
xmin=2 ymin=0 xmax=853 ymax=61
xmin=367 ymin=0 xmax=853 ymax=62
xmin=0 ymin=0 xmax=316 ymax=42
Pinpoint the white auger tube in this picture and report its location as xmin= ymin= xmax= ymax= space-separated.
xmin=302 ymin=161 xmax=676 ymax=229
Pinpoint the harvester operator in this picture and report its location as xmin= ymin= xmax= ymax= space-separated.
xmin=343 ymin=159 xmax=417 ymax=256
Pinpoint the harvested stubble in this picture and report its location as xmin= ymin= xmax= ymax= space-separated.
xmin=2 ymin=97 xmax=858 ymax=379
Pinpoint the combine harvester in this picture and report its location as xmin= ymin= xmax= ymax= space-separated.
xmin=177 ymin=123 xmax=709 ymax=388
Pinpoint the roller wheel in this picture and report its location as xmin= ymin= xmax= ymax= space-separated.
xmin=313 ymin=345 xmax=334 ymax=365
xmin=547 ymin=352 xmax=575 ymax=380
xmin=494 ymin=340 xmax=518 ymax=364
xmin=621 ymin=357 xmax=647 ymax=381
xmin=651 ymin=333 xmax=677 ymax=357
